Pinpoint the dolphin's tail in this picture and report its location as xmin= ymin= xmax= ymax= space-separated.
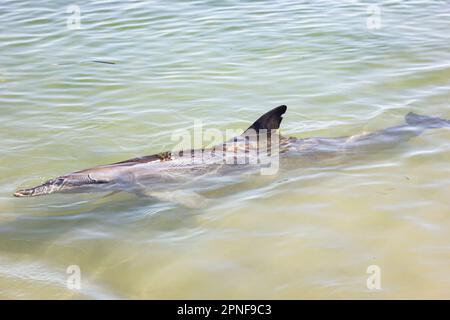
xmin=405 ymin=112 xmax=450 ymax=129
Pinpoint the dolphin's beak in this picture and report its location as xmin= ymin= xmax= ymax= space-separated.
xmin=13 ymin=189 xmax=34 ymax=197
xmin=13 ymin=181 xmax=58 ymax=197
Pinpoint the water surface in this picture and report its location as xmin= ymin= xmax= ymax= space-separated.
xmin=1 ymin=0 xmax=450 ymax=299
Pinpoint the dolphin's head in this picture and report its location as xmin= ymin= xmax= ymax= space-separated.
xmin=14 ymin=174 xmax=110 ymax=197
xmin=14 ymin=177 xmax=70 ymax=197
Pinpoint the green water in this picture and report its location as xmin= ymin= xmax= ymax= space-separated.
xmin=1 ymin=0 xmax=450 ymax=299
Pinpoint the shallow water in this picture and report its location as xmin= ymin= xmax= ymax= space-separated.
xmin=1 ymin=0 xmax=450 ymax=299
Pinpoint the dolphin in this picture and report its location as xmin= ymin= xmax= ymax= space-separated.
xmin=13 ymin=106 xmax=450 ymax=206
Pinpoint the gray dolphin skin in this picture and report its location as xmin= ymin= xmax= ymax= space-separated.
xmin=13 ymin=106 xmax=450 ymax=204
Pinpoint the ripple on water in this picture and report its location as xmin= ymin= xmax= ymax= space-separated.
xmin=1 ymin=0 xmax=450 ymax=299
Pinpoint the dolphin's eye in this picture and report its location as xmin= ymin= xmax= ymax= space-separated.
xmin=54 ymin=177 xmax=66 ymax=185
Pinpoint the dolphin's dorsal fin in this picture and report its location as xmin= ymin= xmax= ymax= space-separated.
xmin=243 ymin=105 xmax=287 ymax=134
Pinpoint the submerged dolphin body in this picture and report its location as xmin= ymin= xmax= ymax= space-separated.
xmin=13 ymin=106 xmax=450 ymax=205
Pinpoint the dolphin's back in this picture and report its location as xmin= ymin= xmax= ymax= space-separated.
xmin=284 ymin=111 xmax=450 ymax=159
xmin=405 ymin=112 xmax=450 ymax=128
